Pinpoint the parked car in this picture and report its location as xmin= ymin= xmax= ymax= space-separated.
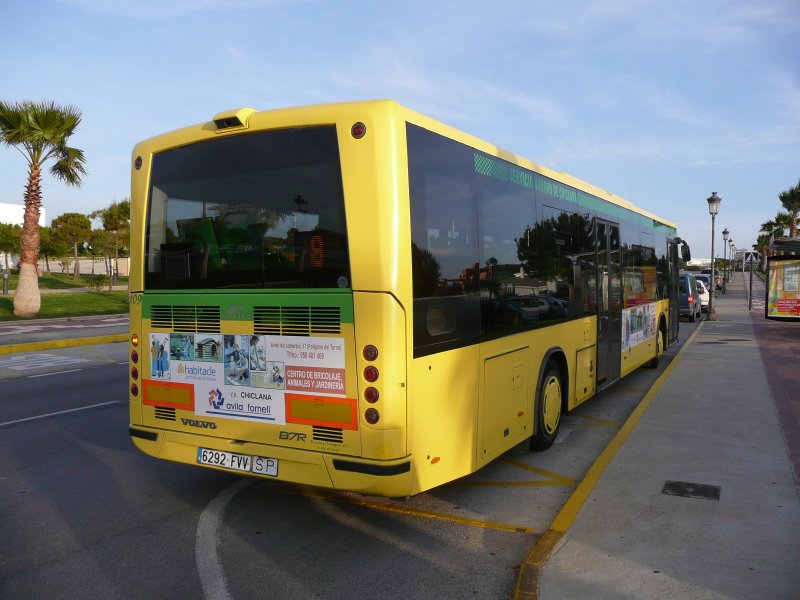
xmin=696 ymin=280 xmax=710 ymax=312
xmin=540 ymin=295 xmax=568 ymax=319
xmin=678 ymin=272 xmax=701 ymax=322
xmin=505 ymin=296 xmax=549 ymax=324
xmin=694 ymin=273 xmax=713 ymax=294
xmin=700 ymin=268 xmax=722 ymax=290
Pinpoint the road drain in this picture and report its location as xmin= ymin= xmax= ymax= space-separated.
xmin=662 ymin=480 xmax=721 ymax=501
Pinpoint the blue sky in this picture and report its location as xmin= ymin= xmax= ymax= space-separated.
xmin=2 ymin=0 xmax=798 ymax=259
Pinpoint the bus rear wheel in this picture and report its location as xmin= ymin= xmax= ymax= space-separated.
xmin=646 ymin=326 xmax=665 ymax=368
xmin=531 ymin=359 xmax=562 ymax=451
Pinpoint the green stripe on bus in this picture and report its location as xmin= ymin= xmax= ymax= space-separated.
xmin=141 ymin=291 xmax=355 ymax=323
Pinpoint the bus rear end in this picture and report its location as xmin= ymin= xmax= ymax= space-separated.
xmin=127 ymin=104 xmax=411 ymax=496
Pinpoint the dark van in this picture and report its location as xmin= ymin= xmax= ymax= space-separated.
xmin=679 ymin=272 xmax=701 ymax=322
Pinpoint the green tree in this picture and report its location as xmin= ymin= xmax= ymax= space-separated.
xmin=0 ymin=222 xmax=22 ymax=271
xmin=779 ymin=179 xmax=800 ymax=238
xmin=51 ymin=212 xmax=91 ymax=279
xmin=39 ymin=225 xmax=70 ymax=274
xmin=90 ymin=198 xmax=130 ymax=284
xmin=89 ymin=228 xmax=116 ymax=290
xmin=0 ymin=100 xmax=87 ymax=316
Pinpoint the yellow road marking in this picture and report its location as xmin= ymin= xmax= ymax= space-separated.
xmin=579 ymin=415 xmax=620 ymax=427
xmin=0 ymin=334 xmax=127 ymax=355
xmin=285 ymin=486 xmax=536 ymax=533
xmin=455 ymin=457 xmax=575 ymax=488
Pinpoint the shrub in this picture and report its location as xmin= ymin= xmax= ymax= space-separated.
xmin=81 ymin=274 xmax=109 ymax=291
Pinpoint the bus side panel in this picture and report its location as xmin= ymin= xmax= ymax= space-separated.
xmin=478 ymin=344 xmax=530 ymax=463
xmin=409 ymin=346 xmax=479 ymax=495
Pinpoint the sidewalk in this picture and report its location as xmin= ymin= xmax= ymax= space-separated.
xmin=534 ymin=274 xmax=800 ymax=599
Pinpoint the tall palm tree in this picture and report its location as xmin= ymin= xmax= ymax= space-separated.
xmin=779 ymin=179 xmax=800 ymax=238
xmin=0 ymin=100 xmax=86 ymax=317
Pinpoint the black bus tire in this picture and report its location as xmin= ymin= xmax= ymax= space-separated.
xmin=531 ymin=359 xmax=562 ymax=451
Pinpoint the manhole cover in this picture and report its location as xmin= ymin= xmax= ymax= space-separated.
xmin=662 ymin=480 xmax=721 ymax=501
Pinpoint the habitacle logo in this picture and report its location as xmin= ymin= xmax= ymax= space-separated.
xmin=178 ymin=363 xmax=217 ymax=381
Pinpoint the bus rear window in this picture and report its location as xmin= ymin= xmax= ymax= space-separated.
xmin=144 ymin=126 xmax=350 ymax=290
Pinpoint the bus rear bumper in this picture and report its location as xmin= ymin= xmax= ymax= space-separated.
xmin=129 ymin=426 xmax=414 ymax=497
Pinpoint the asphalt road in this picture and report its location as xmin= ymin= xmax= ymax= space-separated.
xmin=0 ymin=323 xmax=700 ymax=599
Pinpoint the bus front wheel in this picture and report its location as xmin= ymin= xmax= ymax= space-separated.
xmin=531 ymin=359 xmax=562 ymax=451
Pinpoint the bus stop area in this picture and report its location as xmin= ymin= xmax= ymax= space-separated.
xmin=0 ymin=275 xmax=798 ymax=599
xmin=526 ymin=272 xmax=800 ymax=599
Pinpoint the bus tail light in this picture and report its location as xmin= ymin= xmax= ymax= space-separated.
xmin=130 ymin=383 xmax=139 ymax=397
xmin=131 ymin=367 xmax=139 ymax=381
xmin=351 ymin=122 xmax=367 ymax=139
xmin=364 ymin=366 xmax=379 ymax=382
xmin=131 ymin=333 xmax=139 ymax=347
xmin=363 ymin=344 xmax=378 ymax=361
xmin=131 ymin=350 xmax=139 ymax=364
xmin=364 ymin=387 xmax=379 ymax=403
xmin=365 ymin=408 xmax=380 ymax=424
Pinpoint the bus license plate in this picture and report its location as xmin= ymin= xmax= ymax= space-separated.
xmin=196 ymin=448 xmax=278 ymax=477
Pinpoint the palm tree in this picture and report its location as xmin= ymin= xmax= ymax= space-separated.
xmin=759 ymin=212 xmax=792 ymax=240
xmin=779 ymin=179 xmax=800 ymax=238
xmin=0 ymin=100 xmax=86 ymax=317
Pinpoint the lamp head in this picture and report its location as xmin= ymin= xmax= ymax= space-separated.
xmin=707 ymin=192 xmax=721 ymax=216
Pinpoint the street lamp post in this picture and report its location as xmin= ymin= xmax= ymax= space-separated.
xmin=706 ymin=192 xmax=722 ymax=321
xmin=722 ymin=228 xmax=729 ymax=294
xmin=729 ymin=239 xmax=734 ymax=278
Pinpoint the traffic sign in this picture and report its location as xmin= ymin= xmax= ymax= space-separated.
xmin=745 ymin=251 xmax=759 ymax=264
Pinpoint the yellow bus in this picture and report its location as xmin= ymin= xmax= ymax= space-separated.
xmin=128 ymin=100 xmax=690 ymax=497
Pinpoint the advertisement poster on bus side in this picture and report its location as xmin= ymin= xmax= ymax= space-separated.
xmin=622 ymin=302 xmax=656 ymax=351
xmin=149 ymin=332 xmax=345 ymax=424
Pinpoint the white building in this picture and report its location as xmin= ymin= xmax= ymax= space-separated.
xmin=1 ymin=201 xmax=46 ymax=271
xmin=0 ymin=201 xmax=46 ymax=226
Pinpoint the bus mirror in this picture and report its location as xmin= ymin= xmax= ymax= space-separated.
xmin=681 ymin=244 xmax=691 ymax=262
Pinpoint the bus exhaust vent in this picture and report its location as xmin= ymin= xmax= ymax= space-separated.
xmin=254 ymin=306 xmax=341 ymax=336
xmin=313 ymin=426 xmax=344 ymax=444
xmin=150 ymin=305 xmax=221 ymax=333
xmin=154 ymin=407 xmax=176 ymax=421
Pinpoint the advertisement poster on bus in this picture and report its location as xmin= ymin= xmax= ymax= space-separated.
xmin=766 ymin=257 xmax=800 ymax=321
xmin=148 ymin=332 xmax=346 ymax=423
xmin=622 ymin=302 xmax=656 ymax=351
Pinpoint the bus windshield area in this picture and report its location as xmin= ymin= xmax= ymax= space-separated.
xmin=144 ymin=126 xmax=350 ymax=290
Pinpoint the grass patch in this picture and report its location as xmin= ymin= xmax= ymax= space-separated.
xmin=0 ymin=291 xmax=129 ymax=321
xmin=2 ymin=272 xmax=128 ymax=290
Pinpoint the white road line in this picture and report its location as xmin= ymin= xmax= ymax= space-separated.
xmin=0 ymin=353 xmax=90 ymax=371
xmin=196 ymin=478 xmax=253 ymax=600
xmin=0 ymin=401 xmax=119 ymax=427
xmin=28 ymin=368 xmax=84 ymax=378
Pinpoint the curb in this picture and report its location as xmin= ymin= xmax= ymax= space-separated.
xmin=0 ymin=333 xmax=128 ymax=355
